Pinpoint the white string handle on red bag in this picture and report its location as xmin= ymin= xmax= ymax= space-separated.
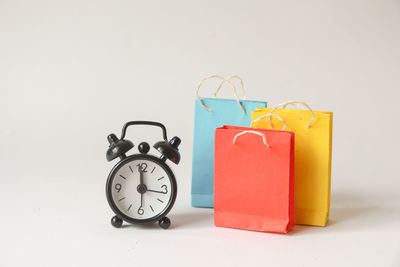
xmin=233 ymin=114 xmax=287 ymax=148
xmin=213 ymin=75 xmax=247 ymax=100
xmin=251 ymin=113 xmax=287 ymax=131
xmin=195 ymin=75 xmax=246 ymax=114
xmin=269 ymin=100 xmax=315 ymax=128
xmin=233 ymin=130 xmax=270 ymax=147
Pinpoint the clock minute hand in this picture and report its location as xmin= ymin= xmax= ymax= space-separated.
xmin=138 ymin=166 xmax=144 ymax=209
xmin=138 ymin=165 xmax=144 ymax=185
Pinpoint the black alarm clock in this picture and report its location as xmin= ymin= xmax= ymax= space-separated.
xmin=105 ymin=121 xmax=181 ymax=229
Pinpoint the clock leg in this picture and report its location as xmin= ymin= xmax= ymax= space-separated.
xmin=111 ymin=216 xmax=123 ymax=228
xmin=158 ymin=217 xmax=171 ymax=229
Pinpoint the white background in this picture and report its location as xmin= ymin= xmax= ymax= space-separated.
xmin=1 ymin=0 xmax=399 ymax=266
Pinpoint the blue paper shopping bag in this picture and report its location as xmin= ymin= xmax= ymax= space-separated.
xmin=191 ymin=75 xmax=267 ymax=207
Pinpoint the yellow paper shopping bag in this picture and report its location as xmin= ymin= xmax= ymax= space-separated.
xmin=251 ymin=101 xmax=333 ymax=226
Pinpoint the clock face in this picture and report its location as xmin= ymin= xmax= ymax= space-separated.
xmin=109 ymin=156 xmax=175 ymax=222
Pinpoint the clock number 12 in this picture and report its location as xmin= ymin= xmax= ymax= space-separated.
xmin=136 ymin=163 xmax=148 ymax=172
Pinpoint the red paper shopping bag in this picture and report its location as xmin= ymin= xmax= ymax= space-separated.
xmin=214 ymin=123 xmax=295 ymax=233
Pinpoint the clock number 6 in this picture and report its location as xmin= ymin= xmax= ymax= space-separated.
xmin=115 ymin=183 xmax=122 ymax=193
xmin=138 ymin=207 xmax=144 ymax=215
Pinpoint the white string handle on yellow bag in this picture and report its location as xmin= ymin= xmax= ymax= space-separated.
xmin=195 ymin=75 xmax=246 ymax=114
xmin=213 ymin=75 xmax=247 ymax=100
xmin=251 ymin=114 xmax=287 ymax=131
xmin=269 ymin=100 xmax=315 ymax=128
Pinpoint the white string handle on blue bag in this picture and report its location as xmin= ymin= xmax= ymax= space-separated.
xmin=269 ymin=100 xmax=314 ymax=128
xmin=251 ymin=113 xmax=287 ymax=131
xmin=233 ymin=130 xmax=270 ymax=147
xmin=195 ymin=75 xmax=246 ymax=114
xmin=213 ymin=75 xmax=247 ymax=100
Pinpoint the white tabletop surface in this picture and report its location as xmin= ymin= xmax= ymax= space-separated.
xmin=1 ymin=174 xmax=399 ymax=267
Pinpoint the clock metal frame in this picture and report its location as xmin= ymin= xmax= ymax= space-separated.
xmin=106 ymin=153 xmax=177 ymax=225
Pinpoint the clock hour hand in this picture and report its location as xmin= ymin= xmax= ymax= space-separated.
xmin=146 ymin=189 xmax=166 ymax=194
xmin=147 ymin=185 xmax=168 ymax=194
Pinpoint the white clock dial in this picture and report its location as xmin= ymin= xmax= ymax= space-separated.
xmin=111 ymin=158 xmax=173 ymax=220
